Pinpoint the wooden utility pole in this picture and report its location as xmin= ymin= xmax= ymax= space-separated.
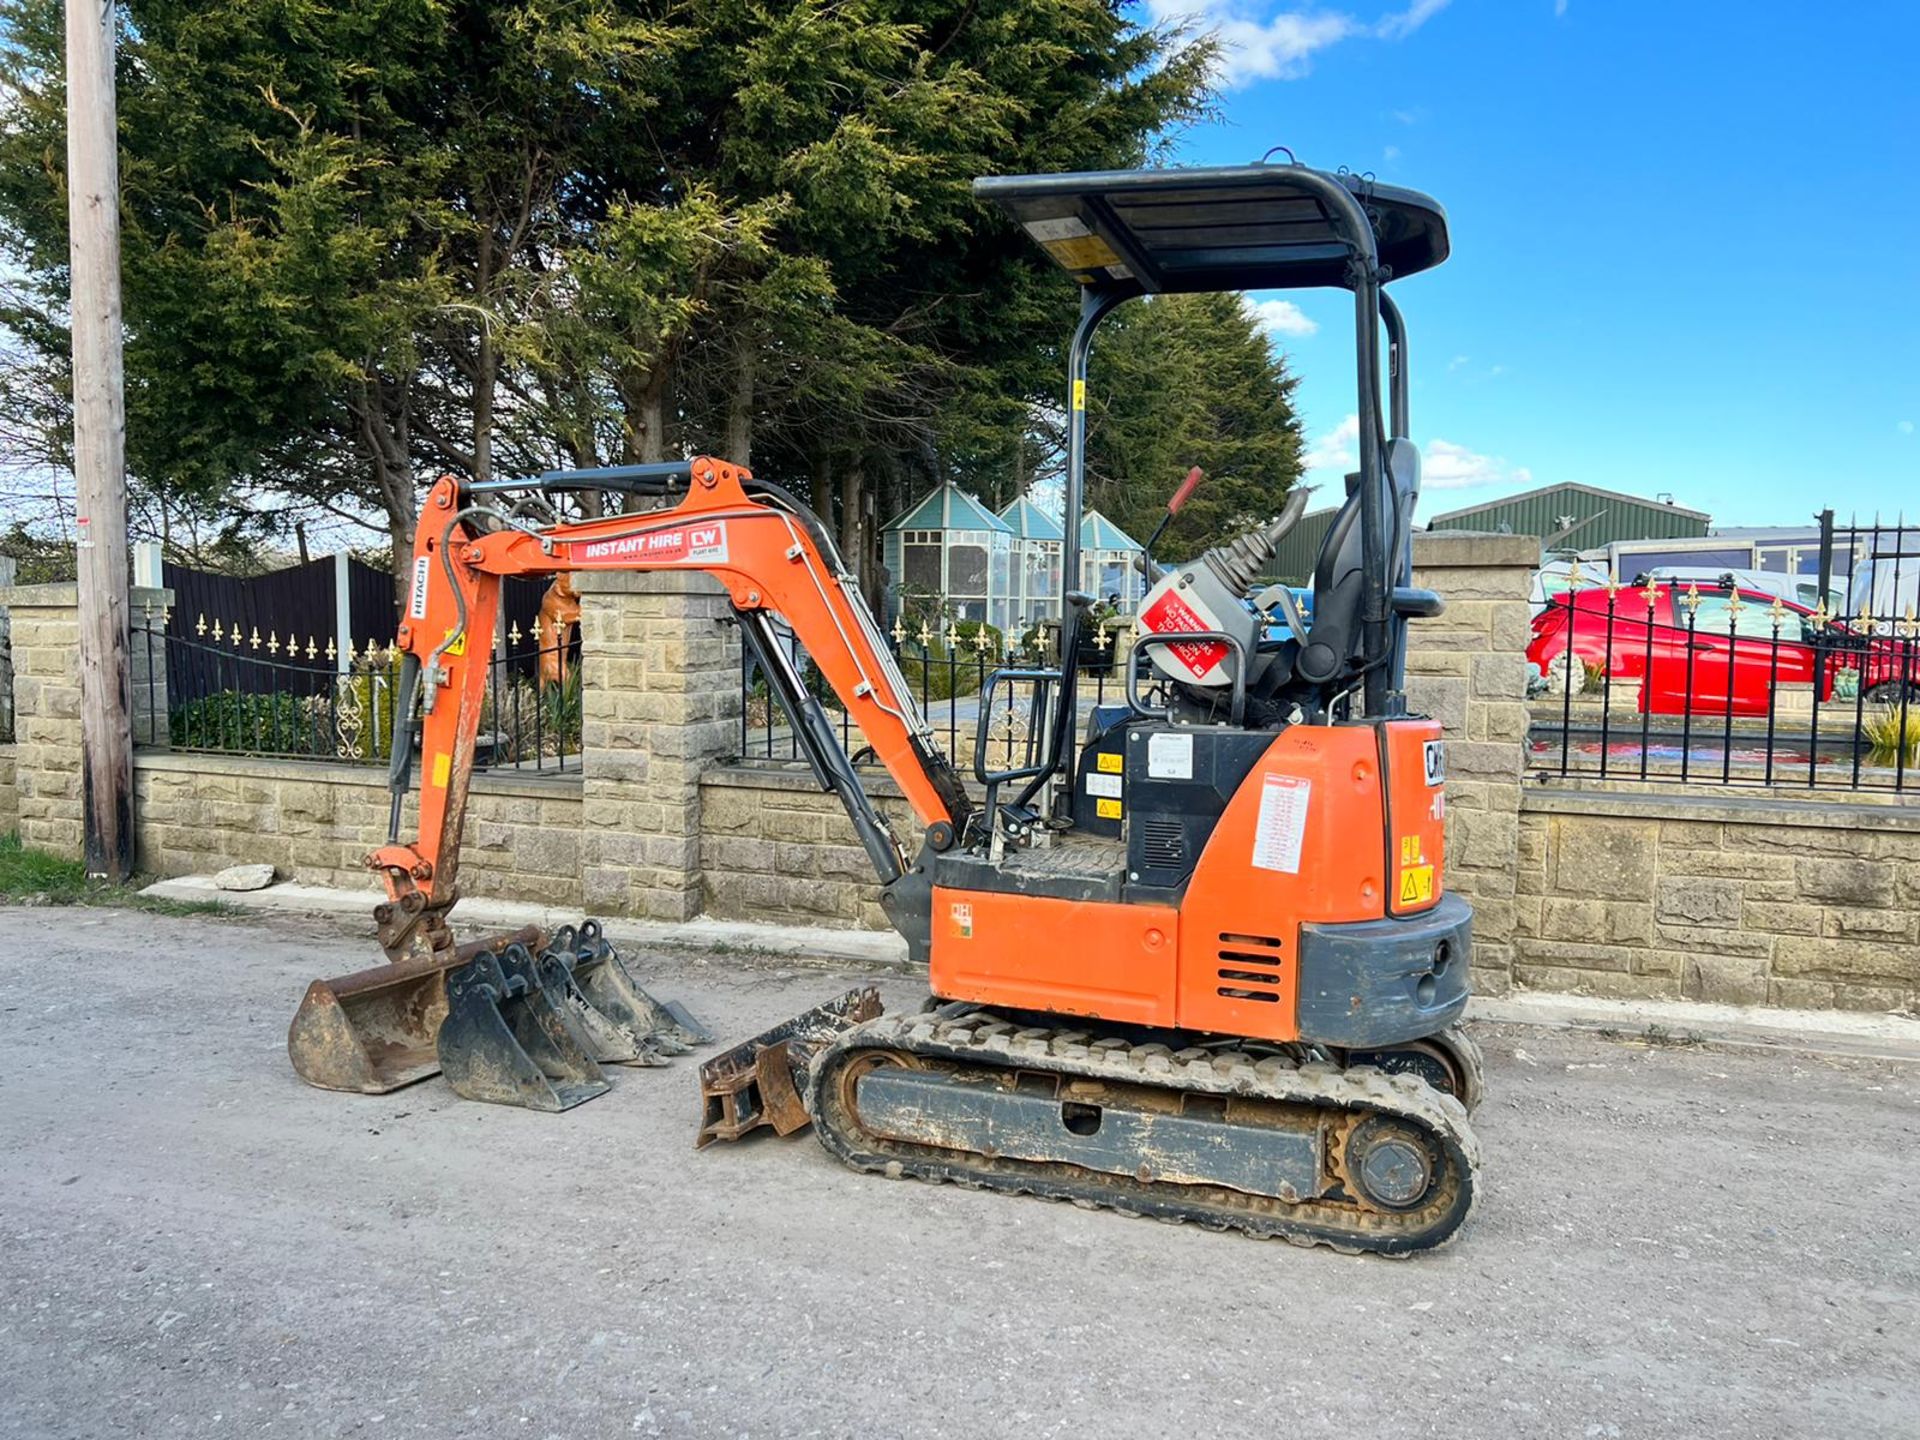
xmin=66 ymin=0 xmax=132 ymax=880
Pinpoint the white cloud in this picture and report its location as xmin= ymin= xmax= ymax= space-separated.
xmin=1305 ymin=414 xmax=1361 ymax=477
xmin=1422 ymin=438 xmax=1533 ymax=491
xmin=1248 ymin=297 xmax=1319 ymax=337
xmin=1447 ymin=354 xmax=1469 ymax=371
xmin=1375 ymin=0 xmax=1451 ymax=41
xmin=1900 ymin=419 xmax=1915 ymax=435
xmin=1554 ymin=0 xmax=1569 ymax=15
xmin=1383 ymin=143 xmax=1402 ymax=162
xmin=1147 ymin=2 xmax=1451 ymax=87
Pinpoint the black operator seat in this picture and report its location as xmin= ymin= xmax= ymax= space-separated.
xmin=1291 ymin=438 xmax=1420 ymax=690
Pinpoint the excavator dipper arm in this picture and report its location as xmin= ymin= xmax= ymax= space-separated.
xmin=368 ymin=457 xmax=970 ymax=962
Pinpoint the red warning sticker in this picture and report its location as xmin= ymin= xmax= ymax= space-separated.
xmin=1138 ymin=589 xmax=1228 ymax=677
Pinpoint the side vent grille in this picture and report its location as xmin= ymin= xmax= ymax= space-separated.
xmin=1216 ymin=931 xmax=1284 ymax=1004
xmin=1141 ymin=818 xmax=1184 ymax=868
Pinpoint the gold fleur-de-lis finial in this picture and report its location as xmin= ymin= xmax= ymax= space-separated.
xmin=195 ymin=614 xmax=207 ymax=637
xmin=1096 ymin=625 xmax=1111 ymax=652
xmin=1567 ymin=565 xmax=1583 ymax=591
xmin=1811 ymin=600 xmax=1830 ymax=632
xmin=1642 ymin=575 xmax=1659 ymax=611
xmin=1682 ymin=582 xmax=1701 ymax=616
xmin=325 ymin=637 xmax=337 ymax=662
xmin=890 ymin=616 xmax=905 ymax=644
xmin=210 ymin=618 xmax=223 ymax=642
xmin=141 ymin=599 xmax=153 ymax=624
xmin=972 ymin=626 xmax=990 ymax=654
xmin=306 ymin=636 xmax=318 ymax=660
xmin=230 ymin=620 xmax=241 ymax=646
xmin=1725 ymin=590 xmax=1743 ymax=622
xmin=1770 ymin=596 xmax=1786 ymax=631
xmin=266 ymin=632 xmax=280 ymax=655
xmin=918 ymin=621 xmax=933 ymax=648
xmin=945 ymin=622 xmax=959 ymax=649
xmin=508 ymin=620 xmax=523 ymax=647
xmin=1605 ymin=566 xmax=1619 ymax=599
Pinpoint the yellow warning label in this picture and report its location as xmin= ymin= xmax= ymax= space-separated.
xmin=442 ymin=626 xmax=466 ymax=657
xmin=1399 ymin=865 xmax=1435 ymax=905
xmin=1096 ymin=797 xmax=1123 ymax=819
xmin=1043 ymin=234 xmax=1121 ymax=271
xmin=431 ymin=752 xmax=451 ymax=789
xmin=1096 ymin=751 xmax=1123 ymax=773
xmin=1399 ymin=834 xmax=1423 ymax=865
xmin=1072 ymin=378 xmax=1087 ymax=412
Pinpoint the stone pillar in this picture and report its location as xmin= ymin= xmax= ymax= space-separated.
xmin=573 ymin=571 xmax=743 ymax=920
xmin=1406 ymin=532 xmax=1537 ymax=997
xmin=2 ymin=582 xmax=84 ymax=855
xmin=0 ymin=581 xmax=173 ymax=857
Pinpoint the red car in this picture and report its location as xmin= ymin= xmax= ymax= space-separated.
xmin=1528 ymin=583 xmax=1917 ymax=716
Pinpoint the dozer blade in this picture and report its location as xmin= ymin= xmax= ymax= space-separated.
xmin=558 ymin=921 xmax=713 ymax=1053
xmin=696 ymin=987 xmax=883 ymax=1148
xmin=288 ymin=926 xmax=543 ymax=1095
xmin=437 ymin=943 xmax=610 ymax=1112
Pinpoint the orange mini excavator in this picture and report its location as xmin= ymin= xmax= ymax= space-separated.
xmin=289 ymin=160 xmax=1482 ymax=1253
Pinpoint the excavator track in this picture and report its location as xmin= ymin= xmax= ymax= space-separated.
xmin=808 ymin=1009 xmax=1479 ymax=1256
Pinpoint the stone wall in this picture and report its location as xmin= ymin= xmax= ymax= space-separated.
xmin=134 ymin=752 xmax=582 ymax=906
xmin=1515 ymin=788 xmax=1920 ymax=1013
xmin=700 ymin=764 xmax=920 ymax=930
xmin=0 ymin=746 xmax=17 ymax=839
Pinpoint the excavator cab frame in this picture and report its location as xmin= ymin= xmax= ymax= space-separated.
xmin=971 ymin=161 xmax=1448 ymax=814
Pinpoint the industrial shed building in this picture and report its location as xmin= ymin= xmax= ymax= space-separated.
xmin=1425 ymin=481 xmax=1709 ymax=551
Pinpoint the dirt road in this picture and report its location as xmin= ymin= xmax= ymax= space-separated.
xmin=1 ymin=908 xmax=1915 ymax=1438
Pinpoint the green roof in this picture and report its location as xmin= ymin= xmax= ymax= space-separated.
xmin=999 ymin=495 xmax=1064 ymax=542
xmin=1426 ymin=481 xmax=1708 ymax=547
xmin=1080 ymin=509 xmax=1142 ymax=550
xmin=883 ymin=483 xmax=1013 ymax=534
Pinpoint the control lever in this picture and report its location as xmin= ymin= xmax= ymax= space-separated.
xmin=1253 ymin=584 xmax=1311 ymax=645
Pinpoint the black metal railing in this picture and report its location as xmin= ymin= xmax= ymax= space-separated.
xmin=734 ymin=617 xmax=1135 ymax=775
xmin=138 ymin=626 xmax=581 ymax=775
xmin=1526 ymin=574 xmax=1920 ymax=791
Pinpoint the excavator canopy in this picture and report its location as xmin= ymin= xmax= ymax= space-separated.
xmin=974 ymin=162 xmax=1449 ymax=294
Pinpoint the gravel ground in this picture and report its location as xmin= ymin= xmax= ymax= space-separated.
xmin=1 ymin=906 xmax=1916 ymax=1439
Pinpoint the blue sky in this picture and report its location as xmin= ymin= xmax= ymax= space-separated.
xmin=1140 ymin=0 xmax=1920 ymax=527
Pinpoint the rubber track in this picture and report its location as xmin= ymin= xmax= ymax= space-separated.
xmin=808 ymin=1010 xmax=1481 ymax=1256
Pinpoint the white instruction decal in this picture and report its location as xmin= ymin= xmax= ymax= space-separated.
xmin=408 ymin=556 xmax=432 ymax=619
xmin=1085 ymin=771 xmax=1123 ymax=799
xmin=1147 ymin=731 xmax=1194 ymax=780
xmin=1251 ymin=775 xmax=1311 ymax=874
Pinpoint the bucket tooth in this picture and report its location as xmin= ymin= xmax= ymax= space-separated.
xmin=696 ymin=987 xmax=883 ymax=1147
xmin=437 ymin=943 xmax=610 ymax=1112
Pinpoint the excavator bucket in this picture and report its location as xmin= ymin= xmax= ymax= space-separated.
xmin=437 ymin=942 xmax=610 ymax=1112
xmin=288 ymin=926 xmax=543 ymax=1095
xmin=557 ymin=921 xmax=713 ymax=1054
xmin=696 ymin=987 xmax=883 ymax=1147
